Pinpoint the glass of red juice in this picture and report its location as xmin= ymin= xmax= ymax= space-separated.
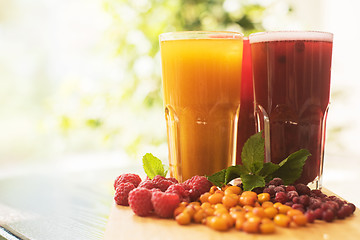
xmin=249 ymin=31 xmax=333 ymax=188
xmin=236 ymin=38 xmax=256 ymax=165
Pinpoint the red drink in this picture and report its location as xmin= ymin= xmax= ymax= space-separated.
xmin=250 ymin=31 xmax=333 ymax=187
xmin=236 ymin=38 xmax=256 ymax=164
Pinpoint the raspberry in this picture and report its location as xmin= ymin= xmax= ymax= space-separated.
xmin=151 ymin=175 xmax=174 ymax=191
xmin=138 ymin=180 xmax=157 ymax=189
xmin=185 ymin=176 xmax=213 ymax=195
xmin=152 ymin=191 xmax=180 ymax=218
xmin=114 ymin=182 xmax=135 ymax=206
xmin=166 ymin=184 xmax=190 ymax=202
xmin=167 ymin=177 xmax=179 ymax=184
xmin=128 ymin=188 xmax=153 ymax=217
xmin=114 ymin=173 xmax=142 ymax=189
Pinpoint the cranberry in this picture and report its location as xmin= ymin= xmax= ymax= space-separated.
xmin=287 ymin=190 xmax=299 ymax=200
xmin=342 ymin=204 xmax=354 ymax=217
xmin=285 ymin=185 xmax=296 ymax=192
xmin=337 ymin=207 xmax=347 ymax=219
xmin=292 ymin=196 xmax=300 ymax=204
xmin=299 ymin=195 xmax=310 ymax=207
xmin=295 ymin=183 xmax=311 ymax=196
xmin=274 ymin=186 xmax=285 ymax=193
xmin=275 ymin=192 xmax=288 ymax=204
xmin=314 ymin=208 xmax=323 ymax=219
xmin=292 ymin=203 xmax=305 ymax=212
xmin=268 ymin=178 xmax=284 ymax=186
xmin=348 ymin=203 xmax=356 ymax=214
xmin=263 ymin=185 xmax=276 ymax=197
xmin=305 ymin=210 xmax=316 ymax=223
xmin=309 ymin=198 xmax=322 ymax=210
xmin=322 ymin=209 xmax=335 ymax=222
xmin=285 ymin=201 xmax=294 ymax=207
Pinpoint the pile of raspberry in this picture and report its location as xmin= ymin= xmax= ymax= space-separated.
xmin=114 ymin=173 xmax=213 ymax=218
xmin=256 ymin=178 xmax=356 ymax=222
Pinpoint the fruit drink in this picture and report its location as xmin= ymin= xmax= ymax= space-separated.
xmin=160 ymin=31 xmax=243 ymax=182
xmin=236 ymin=38 xmax=256 ymax=164
xmin=250 ymin=31 xmax=333 ymax=187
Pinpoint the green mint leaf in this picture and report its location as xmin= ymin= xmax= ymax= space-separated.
xmin=207 ymin=169 xmax=226 ymax=187
xmin=241 ymin=132 xmax=264 ymax=173
xmin=259 ymin=162 xmax=280 ymax=180
xmin=241 ymin=174 xmax=266 ymax=191
xmin=142 ymin=153 xmax=167 ymax=179
xmin=272 ymin=149 xmax=311 ymax=185
xmin=225 ymin=165 xmax=249 ymax=184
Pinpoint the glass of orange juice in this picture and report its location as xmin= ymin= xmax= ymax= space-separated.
xmin=159 ymin=31 xmax=243 ymax=182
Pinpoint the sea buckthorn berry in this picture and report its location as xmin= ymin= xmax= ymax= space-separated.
xmin=224 ymin=186 xmax=242 ymax=195
xmin=229 ymin=206 xmax=243 ymax=213
xmin=174 ymin=205 xmax=186 ymax=217
xmin=214 ymin=203 xmax=226 ymax=210
xmin=243 ymin=205 xmax=254 ymax=213
xmin=262 ymin=201 xmax=274 ymax=208
xmin=222 ymin=194 xmax=239 ymax=208
xmin=179 ymin=202 xmax=188 ymax=208
xmin=260 ymin=221 xmax=276 ymax=234
xmin=273 ymin=202 xmax=282 ymax=209
xmin=204 ymin=207 xmax=215 ymax=216
xmin=242 ymin=220 xmax=260 ymax=233
xmin=221 ymin=213 xmax=235 ymax=227
xmin=183 ymin=205 xmax=196 ymax=217
xmin=239 ymin=196 xmax=257 ymax=207
xmin=209 ymin=186 xmax=218 ymax=194
xmin=278 ymin=204 xmax=292 ymax=214
xmin=254 ymin=202 xmax=261 ymax=207
xmin=252 ymin=207 xmax=266 ymax=218
xmin=199 ymin=192 xmax=211 ymax=203
xmin=292 ymin=214 xmax=307 ymax=226
xmin=274 ymin=214 xmax=291 ymax=227
xmin=258 ymin=193 xmax=271 ymax=203
xmin=264 ymin=207 xmax=278 ymax=219
xmin=176 ymin=212 xmax=191 ymax=225
xmin=208 ymin=193 xmax=223 ymax=204
xmin=230 ymin=211 xmax=245 ymax=220
xmin=214 ymin=190 xmax=225 ymax=195
xmin=245 ymin=212 xmax=256 ymax=219
xmin=206 ymin=216 xmax=229 ymax=231
xmin=193 ymin=209 xmax=207 ymax=223
xmin=241 ymin=191 xmax=258 ymax=199
xmin=201 ymin=202 xmax=211 ymax=209
xmin=189 ymin=201 xmax=201 ymax=207
xmin=235 ymin=217 xmax=245 ymax=230
xmin=287 ymin=209 xmax=303 ymax=218
xmin=214 ymin=208 xmax=228 ymax=216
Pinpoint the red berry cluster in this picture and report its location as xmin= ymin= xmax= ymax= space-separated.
xmin=113 ymin=173 xmax=213 ymax=218
xmin=259 ymin=178 xmax=356 ymax=223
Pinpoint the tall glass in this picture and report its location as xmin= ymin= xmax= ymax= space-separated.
xmin=236 ymin=38 xmax=256 ymax=164
xmin=160 ymin=31 xmax=243 ymax=182
xmin=250 ymin=31 xmax=333 ymax=188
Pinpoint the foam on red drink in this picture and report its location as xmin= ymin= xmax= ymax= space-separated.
xmin=250 ymin=31 xmax=333 ymax=187
xmin=236 ymin=38 xmax=256 ymax=164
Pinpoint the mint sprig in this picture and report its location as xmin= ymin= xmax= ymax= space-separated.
xmin=142 ymin=153 xmax=168 ymax=179
xmin=207 ymin=132 xmax=311 ymax=191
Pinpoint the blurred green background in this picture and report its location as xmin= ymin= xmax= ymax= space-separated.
xmin=0 ymin=0 xmax=359 ymax=170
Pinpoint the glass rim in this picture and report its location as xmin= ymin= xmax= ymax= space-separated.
xmin=159 ymin=31 xmax=243 ymax=41
xmin=249 ymin=31 xmax=333 ymax=44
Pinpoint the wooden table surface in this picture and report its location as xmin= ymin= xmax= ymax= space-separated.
xmin=104 ymin=189 xmax=360 ymax=240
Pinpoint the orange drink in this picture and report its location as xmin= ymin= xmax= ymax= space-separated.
xmin=160 ymin=31 xmax=243 ymax=182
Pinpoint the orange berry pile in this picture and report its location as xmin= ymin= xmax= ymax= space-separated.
xmin=174 ymin=185 xmax=309 ymax=234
